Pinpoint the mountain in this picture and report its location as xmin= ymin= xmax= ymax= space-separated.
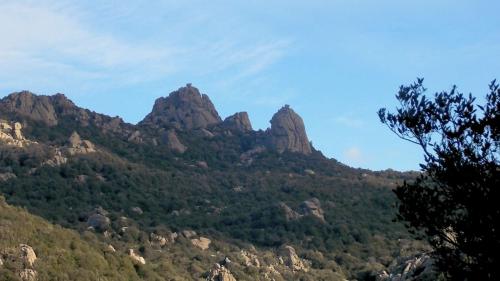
xmin=0 ymin=85 xmax=425 ymax=280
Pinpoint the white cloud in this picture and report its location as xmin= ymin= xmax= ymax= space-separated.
xmin=343 ymin=146 xmax=365 ymax=165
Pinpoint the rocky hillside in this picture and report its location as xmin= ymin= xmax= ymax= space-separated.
xmin=0 ymin=85 xmax=424 ymax=280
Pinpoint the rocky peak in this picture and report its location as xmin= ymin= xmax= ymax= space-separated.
xmin=267 ymin=105 xmax=311 ymax=154
xmin=140 ymin=84 xmax=221 ymax=130
xmin=0 ymin=91 xmax=59 ymax=126
xmin=223 ymin=112 xmax=253 ymax=132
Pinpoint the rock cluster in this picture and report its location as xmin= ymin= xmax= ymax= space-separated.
xmin=0 ymin=120 xmax=33 ymax=147
xmin=65 ymin=131 xmax=96 ymax=155
xmin=0 ymin=92 xmax=130 ymax=134
xmin=376 ymin=253 xmax=435 ymax=281
xmin=222 ymin=112 xmax=253 ymax=132
xmin=240 ymin=250 xmax=260 ymax=267
xmin=206 ymin=263 xmax=237 ymax=281
xmin=141 ymin=84 xmax=221 ymax=130
xmin=267 ymin=105 xmax=311 ymax=155
xmin=280 ymin=198 xmax=325 ymax=222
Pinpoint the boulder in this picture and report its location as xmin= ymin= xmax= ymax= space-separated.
xmin=87 ymin=214 xmax=110 ymax=231
xmin=66 ymin=132 xmax=96 ymax=155
xmin=267 ymin=105 xmax=311 ymax=154
xmin=19 ymin=244 xmax=37 ymax=268
xmin=140 ymin=84 xmax=221 ymax=130
xmin=222 ymin=112 xmax=253 ymax=132
xmin=191 ymin=237 xmax=211 ymax=250
xmin=300 ymin=198 xmax=325 ymax=222
xmin=182 ymin=230 xmax=197 ymax=238
xmin=278 ymin=245 xmax=307 ymax=272
xmin=150 ymin=233 xmax=168 ymax=247
xmin=128 ymin=249 xmax=146 ymax=265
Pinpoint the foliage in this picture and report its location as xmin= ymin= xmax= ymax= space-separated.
xmin=379 ymin=78 xmax=500 ymax=280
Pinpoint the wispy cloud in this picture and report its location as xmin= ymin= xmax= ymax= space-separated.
xmin=0 ymin=1 xmax=292 ymax=92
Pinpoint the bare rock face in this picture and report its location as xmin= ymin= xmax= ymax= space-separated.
xmin=267 ymin=105 xmax=311 ymax=154
xmin=162 ymin=130 xmax=187 ymax=153
xmin=279 ymin=202 xmax=302 ymax=221
xmin=222 ymin=112 xmax=252 ymax=132
xmin=278 ymin=245 xmax=307 ymax=272
xmin=0 ymin=172 xmax=17 ymax=182
xmin=206 ymin=263 xmax=237 ymax=281
xmin=300 ymin=198 xmax=325 ymax=222
xmin=0 ymin=91 xmax=59 ymax=126
xmin=141 ymin=84 xmax=221 ymax=130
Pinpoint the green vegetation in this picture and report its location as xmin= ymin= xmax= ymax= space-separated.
xmin=379 ymin=79 xmax=500 ymax=280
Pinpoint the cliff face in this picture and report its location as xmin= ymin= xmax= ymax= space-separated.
xmin=222 ymin=112 xmax=253 ymax=133
xmin=266 ymin=105 xmax=312 ymax=155
xmin=140 ymin=84 xmax=221 ymax=130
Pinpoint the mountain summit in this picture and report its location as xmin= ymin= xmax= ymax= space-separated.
xmin=140 ymin=84 xmax=221 ymax=130
xmin=267 ymin=105 xmax=312 ymax=154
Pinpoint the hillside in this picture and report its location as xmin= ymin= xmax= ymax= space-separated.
xmin=0 ymin=85 xmax=426 ymax=280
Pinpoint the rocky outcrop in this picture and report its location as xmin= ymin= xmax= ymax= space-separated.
xmin=267 ymin=105 xmax=311 ymax=154
xmin=19 ymin=244 xmax=37 ymax=268
xmin=43 ymin=149 xmax=68 ymax=167
xmin=0 ymin=120 xmax=34 ymax=147
xmin=65 ymin=131 xmax=96 ymax=155
xmin=0 ymin=91 xmax=59 ymax=126
xmin=162 ymin=130 xmax=187 ymax=153
xmin=222 ymin=112 xmax=252 ymax=132
xmin=128 ymin=249 xmax=146 ymax=265
xmin=140 ymin=84 xmax=221 ymax=130
xmin=278 ymin=245 xmax=307 ymax=272
xmin=240 ymin=250 xmax=260 ymax=267
xmin=280 ymin=198 xmax=325 ymax=223
xmin=0 ymin=91 xmax=132 ymax=136
xmin=376 ymin=253 xmax=435 ymax=281
xmin=299 ymin=198 xmax=325 ymax=222
xmin=191 ymin=237 xmax=211 ymax=250
xmin=206 ymin=263 xmax=237 ymax=281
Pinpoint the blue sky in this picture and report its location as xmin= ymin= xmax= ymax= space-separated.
xmin=1 ymin=0 xmax=499 ymax=171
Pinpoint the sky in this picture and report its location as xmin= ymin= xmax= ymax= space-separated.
xmin=0 ymin=0 xmax=499 ymax=171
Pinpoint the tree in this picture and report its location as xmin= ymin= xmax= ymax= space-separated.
xmin=378 ymin=78 xmax=500 ymax=280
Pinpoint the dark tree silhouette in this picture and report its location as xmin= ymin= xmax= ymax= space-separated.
xmin=378 ymin=79 xmax=500 ymax=280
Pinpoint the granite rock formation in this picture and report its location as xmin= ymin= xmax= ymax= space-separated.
xmin=141 ymin=84 xmax=221 ymax=130
xmin=267 ymin=105 xmax=311 ymax=155
xmin=222 ymin=112 xmax=252 ymax=132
